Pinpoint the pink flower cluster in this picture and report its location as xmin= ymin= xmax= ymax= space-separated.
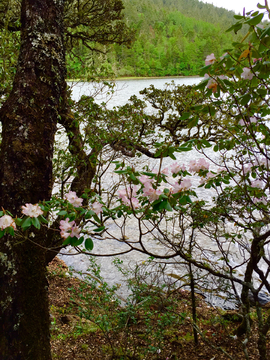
xmin=118 ymin=187 xmax=140 ymax=208
xmin=170 ymin=162 xmax=186 ymax=174
xmin=138 ymin=175 xmax=164 ymax=202
xmin=142 ymin=183 xmax=162 ymax=202
xmin=171 ymin=178 xmax=192 ymax=193
xmin=199 ymin=172 xmax=216 ymax=185
xmin=59 ymin=218 xmax=81 ymax=239
xmin=251 ymin=180 xmax=263 ymax=189
xmin=91 ymin=201 xmax=103 ymax=215
xmin=205 ymin=53 xmax=216 ymax=66
xmin=0 ymin=215 xmax=16 ymax=230
xmin=241 ymin=67 xmax=254 ymax=80
xmin=189 ymin=158 xmax=210 ymax=173
xmin=21 ymin=203 xmax=43 ymax=217
xmin=64 ymin=191 xmax=83 ymax=207
xmin=239 ymin=117 xmax=257 ymax=126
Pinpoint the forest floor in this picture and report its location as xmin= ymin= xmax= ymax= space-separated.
xmin=48 ymin=257 xmax=270 ymax=360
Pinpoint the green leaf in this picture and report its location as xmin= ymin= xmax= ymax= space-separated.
xmin=176 ymin=146 xmax=192 ymax=152
xmin=201 ymin=139 xmax=212 ymax=148
xmin=32 ymin=217 xmax=40 ymax=229
xmin=178 ymin=195 xmax=192 ymax=205
xmin=93 ymin=226 xmax=105 ymax=232
xmin=0 ymin=230 xmax=5 ymax=238
xmin=240 ymin=94 xmax=251 ymax=105
xmin=179 ymin=112 xmax=190 ymax=120
xmin=85 ymin=210 xmax=96 ymax=219
xmin=57 ymin=210 xmax=68 ymax=216
xmin=21 ymin=217 xmax=32 ymax=230
xmin=188 ymin=116 xmax=199 ymax=128
xmin=70 ymin=236 xmax=84 ymax=246
xmin=114 ymin=170 xmax=127 ymax=174
xmin=246 ymin=13 xmax=264 ymax=26
xmin=15 ymin=218 xmax=23 ymax=226
xmin=226 ymin=23 xmax=243 ymax=33
xmin=195 ymin=79 xmax=208 ymax=89
xmin=8 ymin=227 xmax=15 ymax=236
xmin=257 ymin=3 xmax=266 ymax=9
xmin=153 ymin=199 xmax=172 ymax=212
xmin=85 ymin=238 xmax=94 ymax=251
xmin=93 ymin=214 xmax=101 ymax=223
xmin=168 ymin=150 xmax=176 ymax=160
xmin=129 ymin=173 xmax=137 ymax=182
xmin=62 ymin=236 xmax=71 ymax=246
xmin=260 ymin=25 xmax=270 ymax=38
xmin=39 ymin=215 xmax=48 ymax=224
xmin=142 ymin=172 xmax=155 ymax=177
xmin=234 ymin=15 xmax=244 ymax=19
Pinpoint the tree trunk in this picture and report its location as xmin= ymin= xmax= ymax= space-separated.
xmin=0 ymin=0 xmax=66 ymax=358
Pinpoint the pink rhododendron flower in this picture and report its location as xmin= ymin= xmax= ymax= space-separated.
xmin=239 ymin=119 xmax=245 ymax=126
xmin=199 ymin=172 xmax=216 ymax=184
xmin=204 ymin=73 xmax=226 ymax=93
xmin=251 ymin=180 xmax=263 ymax=188
xmin=179 ymin=178 xmax=192 ymax=190
xmin=241 ymin=67 xmax=254 ymax=80
xmin=161 ymin=167 xmax=169 ymax=175
xmin=205 ymin=53 xmax=216 ymax=65
xmin=118 ymin=186 xmax=140 ymax=208
xmin=171 ymin=179 xmax=192 ymax=193
xmin=91 ymin=201 xmax=103 ymax=215
xmin=129 ymin=197 xmax=140 ymax=209
xmin=217 ymin=167 xmax=226 ymax=173
xmin=59 ymin=218 xmax=75 ymax=231
xmin=240 ymin=117 xmax=257 ymax=126
xmin=197 ymin=158 xmax=210 ymax=170
xmin=0 ymin=215 xmax=16 ymax=230
xmin=59 ymin=218 xmax=74 ymax=239
xmin=64 ymin=191 xmax=83 ymax=207
xmin=253 ymin=196 xmax=267 ymax=205
xmin=142 ymin=184 xmax=162 ymax=202
xmin=118 ymin=189 xmax=128 ymax=199
xmin=69 ymin=225 xmax=81 ymax=239
xmin=189 ymin=159 xmax=210 ymax=173
xmin=21 ymin=203 xmax=43 ymax=218
xmin=243 ymin=164 xmax=252 ymax=175
xmin=207 ymin=78 xmax=217 ymax=93
xmin=59 ymin=218 xmax=81 ymax=239
xmin=170 ymin=162 xmax=186 ymax=174
xmin=139 ymin=175 xmax=154 ymax=185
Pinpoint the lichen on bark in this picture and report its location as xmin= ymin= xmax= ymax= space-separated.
xmin=0 ymin=1 xmax=67 ymax=359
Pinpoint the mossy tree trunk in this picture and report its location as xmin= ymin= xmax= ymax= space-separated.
xmin=0 ymin=0 xmax=66 ymax=359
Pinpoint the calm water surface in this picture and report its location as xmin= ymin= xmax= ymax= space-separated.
xmin=69 ymin=76 xmax=202 ymax=106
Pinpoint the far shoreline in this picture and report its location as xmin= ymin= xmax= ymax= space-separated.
xmin=67 ymin=75 xmax=201 ymax=82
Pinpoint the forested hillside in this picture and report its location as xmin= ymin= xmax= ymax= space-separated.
xmin=67 ymin=0 xmax=243 ymax=78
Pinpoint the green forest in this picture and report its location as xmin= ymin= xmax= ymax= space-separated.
xmin=67 ymin=0 xmax=244 ymax=78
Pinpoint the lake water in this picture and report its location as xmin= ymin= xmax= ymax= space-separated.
xmin=69 ymin=76 xmax=202 ymax=107
xmin=59 ymin=77 xmax=268 ymax=308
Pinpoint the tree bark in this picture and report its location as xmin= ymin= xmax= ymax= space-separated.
xmin=0 ymin=0 xmax=66 ymax=358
